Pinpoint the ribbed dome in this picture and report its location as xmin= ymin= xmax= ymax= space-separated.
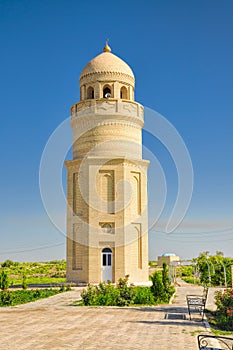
xmin=80 ymin=51 xmax=135 ymax=85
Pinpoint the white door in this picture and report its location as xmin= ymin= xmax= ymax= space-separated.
xmin=101 ymin=248 xmax=112 ymax=282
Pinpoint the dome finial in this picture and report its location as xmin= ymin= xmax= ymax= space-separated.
xmin=103 ymin=38 xmax=111 ymax=53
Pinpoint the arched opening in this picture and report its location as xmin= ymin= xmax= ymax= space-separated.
xmin=87 ymin=86 xmax=94 ymax=99
xmin=102 ymin=247 xmax=112 ymax=253
xmin=101 ymin=248 xmax=112 ymax=282
xmin=103 ymin=86 xmax=112 ymax=98
xmin=134 ymin=226 xmax=142 ymax=269
xmin=131 ymin=173 xmax=141 ymax=216
xmin=120 ymin=86 xmax=128 ymax=99
xmin=99 ymin=171 xmax=114 ymax=214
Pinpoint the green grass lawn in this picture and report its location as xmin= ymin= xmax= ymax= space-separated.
xmin=0 ymin=288 xmax=65 ymax=307
xmin=10 ymin=276 xmax=66 ymax=285
xmin=0 ymin=260 xmax=66 ymax=286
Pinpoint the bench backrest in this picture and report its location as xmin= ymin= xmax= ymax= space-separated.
xmin=198 ymin=334 xmax=233 ymax=349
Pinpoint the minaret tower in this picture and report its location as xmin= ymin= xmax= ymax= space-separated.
xmin=66 ymin=42 xmax=149 ymax=284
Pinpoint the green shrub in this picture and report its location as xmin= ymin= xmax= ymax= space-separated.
xmin=132 ymin=287 xmax=155 ymax=305
xmin=1 ymin=260 xmax=15 ymax=268
xmin=150 ymin=271 xmax=165 ymax=301
xmin=0 ymin=291 xmax=13 ymax=305
xmin=181 ymin=266 xmax=193 ymax=277
xmin=149 ymin=261 xmax=157 ymax=268
xmin=150 ymin=263 xmax=175 ymax=303
xmin=98 ymin=282 xmax=121 ymax=306
xmin=182 ymin=277 xmax=196 ymax=284
xmin=0 ymin=270 xmax=10 ymax=290
xmin=33 ymin=290 xmax=41 ymax=298
xmin=81 ymin=284 xmax=99 ymax=306
xmin=194 ymin=252 xmax=233 ymax=287
xmin=81 ymin=282 xmax=121 ymax=306
xmin=215 ymin=288 xmax=233 ymax=331
xmin=22 ymin=274 xmax=27 ymax=290
xmin=81 ymin=277 xmax=128 ymax=306
xmin=162 ymin=262 xmax=170 ymax=290
xmin=81 ymin=277 xmax=134 ymax=307
xmin=65 ymin=283 xmax=72 ymax=291
xmin=0 ymin=288 xmax=63 ymax=307
xmin=1 ymin=260 xmax=66 ymax=286
xmin=60 ymin=283 xmax=72 ymax=292
xmin=80 ymin=275 xmax=171 ymax=307
xmin=116 ymin=275 xmax=134 ymax=306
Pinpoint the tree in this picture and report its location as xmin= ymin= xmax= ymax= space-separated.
xmin=195 ymin=252 xmax=232 ymax=287
xmin=162 ymin=262 xmax=171 ymax=292
xmin=150 ymin=263 xmax=175 ymax=303
xmin=22 ymin=274 xmax=27 ymax=290
xmin=150 ymin=271 xmax=165 ymax=301
xmin=1 ymin=259 xmax=14 ymax=268
xmin=216 ymin=251 xmax=224 ymax=257
xmin=0 ymin=270 xmax=10 ymax=290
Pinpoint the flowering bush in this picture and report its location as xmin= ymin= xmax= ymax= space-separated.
xmin=81 ymin=268 xmax=175 ymax=307
xmin=215 ymin=288 xmax=233 ymax=330
xmin=226 ymin=309 xmax=233 ymax=316
xmin=81 ymin=276 xmax=155 ymax=306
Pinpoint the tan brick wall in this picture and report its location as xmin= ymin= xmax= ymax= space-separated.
xmin=66 ymin=157 xmax=149 ymax=284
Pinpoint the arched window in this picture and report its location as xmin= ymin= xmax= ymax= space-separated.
xmin=87 ymin=86 xmax=94 ymax=99
xmin=120 ymin=86 xmax=128 ymax=99
xmin=102 ymin=247 xmax=112 ymax=253
xmin=102 ymin=248 xmax=112 ymax=270
xmin=103 ymin=86 xmax=112 ymax=98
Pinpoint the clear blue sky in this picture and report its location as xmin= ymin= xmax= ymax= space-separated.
xmin=0 ymin=0 xmax=233 ymax=261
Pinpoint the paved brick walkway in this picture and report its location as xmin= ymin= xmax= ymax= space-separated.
xmin=0 ymin=283 xmax=212 ymax=350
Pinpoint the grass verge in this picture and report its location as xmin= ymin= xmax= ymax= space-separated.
xmin=0 ymin=288 xmax=65 ymax=307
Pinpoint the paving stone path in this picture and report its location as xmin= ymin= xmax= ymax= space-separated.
xmin=0 ymin=282 xmax=216 ymax=350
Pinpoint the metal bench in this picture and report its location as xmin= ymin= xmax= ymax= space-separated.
xmin=198 ymin=334 xmax=233 ymax=349
xmin=186 ymin=287 xmax=208 ymax=321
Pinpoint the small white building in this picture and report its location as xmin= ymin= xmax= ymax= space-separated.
xmin=158 ymin=253 xmax=180 ymax=266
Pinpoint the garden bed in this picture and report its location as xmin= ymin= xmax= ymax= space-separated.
xmin=205 ymin=288 xmax=233 ymax=332
xmin=78 ymin=265 xmax=175 ymax=307
xmin=0 ymin=288 xmax=65 ymax=307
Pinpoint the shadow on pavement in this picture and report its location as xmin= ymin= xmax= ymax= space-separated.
xmin=129 ymin=320 xmax=205 ymax=327
xmin=131 ymin=306 xmax=188 ymax=314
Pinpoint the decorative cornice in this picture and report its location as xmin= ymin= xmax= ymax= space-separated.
xmin=80 ymin=71 xmax=135 ymax=86
xmin=68 ymin=157 xmax=150 ymax=168
xmin=70 ymin=99 xmax=144 ymax=128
